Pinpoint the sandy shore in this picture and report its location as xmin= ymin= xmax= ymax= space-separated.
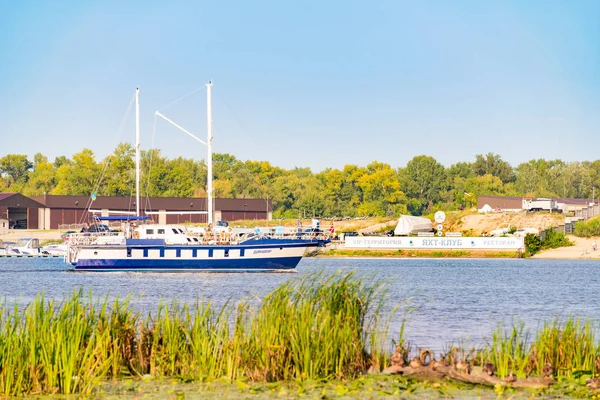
xmin=0 ymin=230 xmax=63 ymax=242
xmin=532 ymin=236 xmax=600 ymax=259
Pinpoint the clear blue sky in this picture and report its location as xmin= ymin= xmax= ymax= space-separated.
xmin=1 ymin=0 xmax=598 ymax=172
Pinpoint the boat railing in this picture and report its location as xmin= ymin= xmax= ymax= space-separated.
xmin=65 ymin=231 xmax=123 ymax=247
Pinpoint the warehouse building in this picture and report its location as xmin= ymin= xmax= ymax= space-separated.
xmin=0 ymin=193 xmax=271 ymax=230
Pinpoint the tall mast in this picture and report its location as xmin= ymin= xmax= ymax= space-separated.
xmin=206 ymin=82 xmax=213 ymax=225
xmin=135 ymin=87 xmax=140 ymax=217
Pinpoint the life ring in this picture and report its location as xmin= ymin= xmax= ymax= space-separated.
xmin=133 ymin=231 xmax=140 ymax=239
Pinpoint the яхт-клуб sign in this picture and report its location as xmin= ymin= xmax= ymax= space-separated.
xmin=345 ymin=236 xmax=524 ymax=250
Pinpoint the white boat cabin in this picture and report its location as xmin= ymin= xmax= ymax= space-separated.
xmin=136 ymin=224 xmax=201 ymax=245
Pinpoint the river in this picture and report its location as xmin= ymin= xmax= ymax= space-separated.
xmin=1 ymin=256 xmax=598 ymax=353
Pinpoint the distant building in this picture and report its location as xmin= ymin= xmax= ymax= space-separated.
xmin=0 ymin=193 xmax=46 ymax=229
xmin=478 ymin=194 xmax=597 ymax=213
xmin=477 ymin=195 xmax=523 ymax=212
xmin=555 ymin=198 xmax=593 ymax=213
xmin=0 ymin=193 xmax=271 ymax=230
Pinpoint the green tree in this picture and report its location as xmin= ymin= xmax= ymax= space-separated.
xmin=0 ymin=154 xmax=33 ymax=186
xmin=515 ymin=161 xmax=540 ymax=195
xmin=403 ymin=155 xmax=447 ymax=210
xmin=356 ymin=161 xmax=406 ymax=216
xmin=52 ymin=149 xmax=101 ymax=196
xmin=212 ymin=153 xmax=239 ymax=180
xmin=473 ymin=153 xmax=514 ymax=183
xmin=23 ymin=153 xmax=55 ymax=196
xmin=447 ymin=162 xmax=475 ymax=179
xmin=102 ymin=143 xmax=135 ymax=196
xmin=464 ymin=174 xmax=505 ymax=196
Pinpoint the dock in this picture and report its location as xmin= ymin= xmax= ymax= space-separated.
xmin=0 ymin=254 xmax=63 ymax=258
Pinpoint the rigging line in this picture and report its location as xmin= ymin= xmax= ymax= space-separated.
xmin=158 ymin=85 xmax=205 ymax=111
xmin=214 ymin=92 xmax=260 ymax=147
xmin=79 ymin=92 xmax=136 ymax=225
xmin=143 ymin=113 xmax=159 ymax=213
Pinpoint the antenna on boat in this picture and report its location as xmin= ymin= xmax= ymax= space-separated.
xmin=154 ymin=82 xmax=215 ymax=225
xmin=206 ymin=81 xmax=213 ymax=225
xmin=135 ymin=87 xmax=141 ymax=217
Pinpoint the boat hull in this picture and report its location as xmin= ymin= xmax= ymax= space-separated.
xmin=70 ymin=239 xmax=322 ymax=272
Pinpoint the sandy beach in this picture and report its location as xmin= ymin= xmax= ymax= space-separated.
xmin=532 ymin=236 xmax=600 ymax=259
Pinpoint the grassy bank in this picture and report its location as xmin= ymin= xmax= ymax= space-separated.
xmin=0 ymin=271 xmax=391 ymax=396
xmin=1 ymin=272 xmax=600 ymax=398
xmin=318 ymin=248 xmax=521 ymax=258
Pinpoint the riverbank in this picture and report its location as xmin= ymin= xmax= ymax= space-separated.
xmin=3 ymin=229 xmax=598 ymax=259
xmin=1 ymin=271 xmax=599 ymax=399
xmin=531 ymin=235 xmax=600 ymax=259
xmin=317 ymin=247 xmax=521 ymax=258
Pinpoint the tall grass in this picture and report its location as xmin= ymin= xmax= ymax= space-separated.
xmin=0 ymin=271 xmax=392 ymax=396
xmin=480 ymin=317 xmax=599 ymax=379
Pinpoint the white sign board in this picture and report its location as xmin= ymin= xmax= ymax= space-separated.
xmin=345 ymin=236 xmax=524 ymax=250
xmin=434 ymin=211 xmax=446 ymax=223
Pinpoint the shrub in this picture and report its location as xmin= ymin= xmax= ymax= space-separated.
xmin=574 ymin=218 xmax=600 ymax=238
xmin=524 ymin=233 xmax=541 ymax=257
xmin=524 ymin=229 xmax=572 ymax=257
xmin=541 ymin=228 xmax=573 ymax=249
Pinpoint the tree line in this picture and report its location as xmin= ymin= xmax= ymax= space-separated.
xmin=1 ymin=145 xmax=599 ymax=218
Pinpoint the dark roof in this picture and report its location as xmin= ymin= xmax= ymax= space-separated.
xmin=477 ymin=195 xmax=596 ymax=208
xmin=555 ymin=198 xmax=594 ymax=205
xmin=478 ymin=195 xmax=523 ymax=201
xmin=30 ymin=195 xmax=270 ymax=212
xmin=477 ymin=195 xmax=523 ymax=209
xmin=0 ymin=193 xmax=45 ymax=208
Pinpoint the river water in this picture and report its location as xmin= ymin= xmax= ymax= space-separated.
xmin=1 ymin=256 xmax=599 ymax=353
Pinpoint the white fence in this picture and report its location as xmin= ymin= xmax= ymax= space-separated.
xmin=345 ymin=236 xmax=524 ymax=250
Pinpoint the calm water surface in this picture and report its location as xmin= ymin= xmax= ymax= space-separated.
xmin=1 ymin=257 xmax=598 ymax=352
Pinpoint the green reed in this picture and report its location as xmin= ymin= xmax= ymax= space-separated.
xmin=0 ymin=271 xmax=392 ymax=396
xmin=480 ymin=317 xmax=599 ymax=379
xmin=533 ymin=318 xmax=598 ymax=376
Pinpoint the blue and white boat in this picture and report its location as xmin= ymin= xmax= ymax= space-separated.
xmin=65 ymin=84 xmax=328 ymax=272
xmin=67 ymin=222 xmax=326 ymax=272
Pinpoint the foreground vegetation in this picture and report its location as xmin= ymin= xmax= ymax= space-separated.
xmin=524 ymin=228 xmax=574 ymax=256
xmin=0 ymin=271 xmax=390 ymax=396
xmin=1 ymin=271 xmax=600 ymax=398
xmin=2 ymin=149 xmax=599 ymax=218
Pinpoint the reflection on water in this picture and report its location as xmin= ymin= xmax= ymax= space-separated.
xmin=1 ymin=257 xmax=599 ymax=352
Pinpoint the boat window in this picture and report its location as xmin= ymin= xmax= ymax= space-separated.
xmin=192 ymin=237 xmax=199 ymax=242
xmin=172 ymin=228 xmax=179 ymax=234
xmin=186 ymin=238 xmax=191 ymax=242
xmin=158 ymin=229 xmax=165 ymax=234
xmin=178 ymin=228 xmax=185 ymax=234
xmin=15 ymin=239 xmax=29 ymax=247
xmin=146 ymin=229 xmax=154 ymax=235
